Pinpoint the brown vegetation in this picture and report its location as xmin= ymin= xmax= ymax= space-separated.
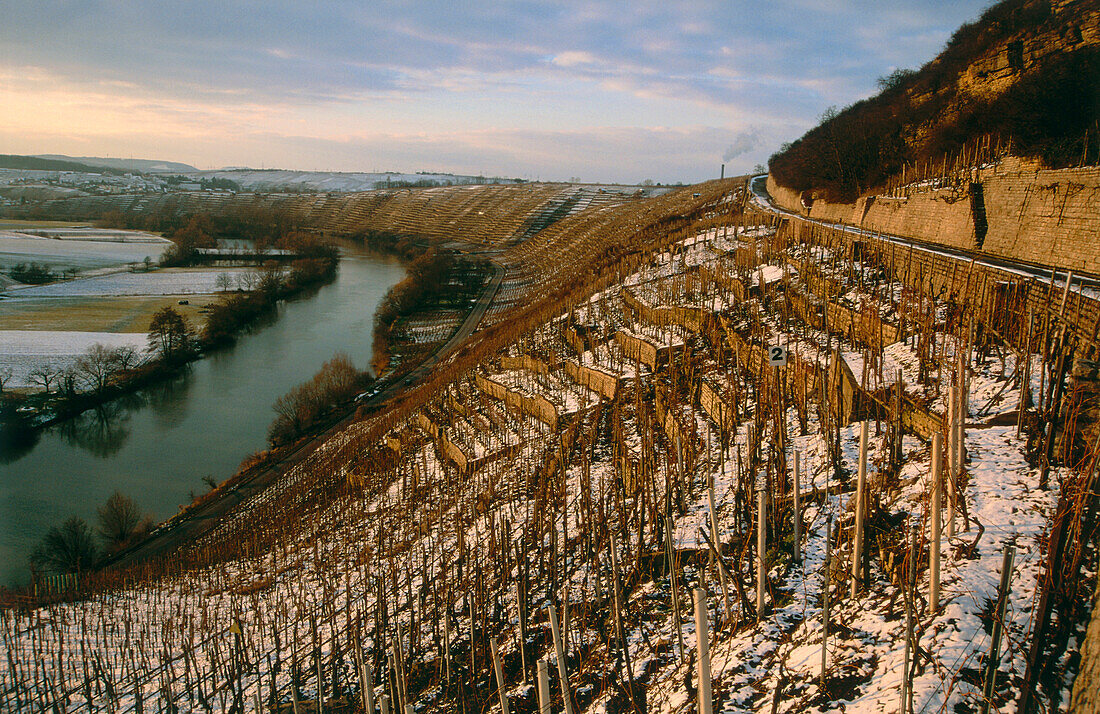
xmin=769 ymin=0 xmax=1100 ymax=201
xmin=268 ymin=352 xmax=367 ymax=445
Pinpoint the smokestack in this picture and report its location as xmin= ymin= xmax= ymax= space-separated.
xmin=721 ymin=163 xmax=725 ymax=180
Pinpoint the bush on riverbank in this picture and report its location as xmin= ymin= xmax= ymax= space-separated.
xmin=268 ymin=352 xmax=369 ymax=446
xmin=202 ymin=252 xmax=338 ymax=346
xmin=27 ymin=491 xmax=152 ymax=578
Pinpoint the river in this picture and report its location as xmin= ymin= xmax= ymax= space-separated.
xmin=0 ymin=244 xmax=406 ymax=586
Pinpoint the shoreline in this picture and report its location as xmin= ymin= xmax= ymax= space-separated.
xmin=0 ymin=253 xmax=339 ymax=441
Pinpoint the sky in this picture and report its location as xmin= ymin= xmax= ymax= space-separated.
xmin=0 ymin=1 xmax=992 ymax=184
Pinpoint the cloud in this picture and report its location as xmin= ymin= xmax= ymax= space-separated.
xmin=551 ymin=51 xmax=599 ymax=68
xmin=0 ymin=0 xmax=996 ymax=179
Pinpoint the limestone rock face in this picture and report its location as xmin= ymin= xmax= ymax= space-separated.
xmin=1071 ymin=577 xmax=1100 ymax=713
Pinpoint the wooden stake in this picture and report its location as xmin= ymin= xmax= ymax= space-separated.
xmin=537 ymin=660 xmax=551 ymax=714
xmin=793 ymin=451 xmax=802 ymax=564
xmin=821 ymin=516 xmax=831 ymax=687
xmin=757 ymin=484 xmax=767 ymax=618
xmin=901 ymin=524 xmax=918 ymax=714
xmin=693 ymin=588 xmax=713 ymax=714
xmin=608 ymin=533 xmax=637 ymax=695
xmin=707 ymin=481 xmax=733 ymax=625
xmin=930 ymin=433 xmax=943 ymax=612
xmin=980 ymin=545 xmax=1015 ymax=714
xmin=851 ymin=420 xmax=869 ymax=598
xmin=491 ymin=637 xmax=510 ymax=714
xmin=664 ymin=515 xmax=686 ymax=661
xmin=547 ymin=606 xmax=575 ymax=714
xmin=946 ymin=381 xmax=958 ymax=540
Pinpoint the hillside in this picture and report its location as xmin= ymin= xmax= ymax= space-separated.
xmin=0 ymin=154 xmax=128 ymax=175
xmin=3 ymin=172 xmax=1099 ymax=712
xmin=768 ymin=0 xmax=1100 ymax=203
xmin=33 ymin=154 xmax=199 ymax=174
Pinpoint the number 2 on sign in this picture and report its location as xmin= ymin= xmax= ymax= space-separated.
xmin=768 ymin=345 xmax=788 ymax=367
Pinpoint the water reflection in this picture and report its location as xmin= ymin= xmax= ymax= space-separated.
xmin=0 ymin=420 xmax=39 ymax=464
xmin=0 ymin=243 xmax=406 ymax=586
xmin=144 ymin=368 xmax=194 ymax=428
xmin=57 ymin=403 xmax=131 ymax=458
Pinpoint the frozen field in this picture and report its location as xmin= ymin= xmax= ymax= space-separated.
xmin=2 ymin=268 xmax=250 ymax=298
xmin=0 ymin=330 xmax=149 ymax=388
xmin=0 ymin=232 xmax=171 ymax=273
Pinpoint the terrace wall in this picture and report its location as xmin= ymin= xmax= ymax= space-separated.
xmin=614 ymin=330 xmax=674 ymax=369
xmin=697 ymin=380 xmax=735 ymax=431
xmin=562 ymin=360 xmax=620 ymax=400
xmin=473 ymin=373 xmax=559 ymax=428
xmin=622 ymin=288 xmax=704 ymax=333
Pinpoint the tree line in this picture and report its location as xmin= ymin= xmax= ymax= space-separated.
xmin=371 ymin=248 xmax=490 ymax=373
xmin=0 ymin=248 xmax=339 ymax=430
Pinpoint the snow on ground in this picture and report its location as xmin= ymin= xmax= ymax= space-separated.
xmin=5 ymin=228 xmax=168 ymax=243
xmin=0 ymin=330 xmax=149 ymax=387
xmin=0 ymin=206 xmax=1085 ymax=714
xmin=2 ymin=268 xmax=251 ymax=297
xmin=0 ymin=233 xmax=172 ymax=273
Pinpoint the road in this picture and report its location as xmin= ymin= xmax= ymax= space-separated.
xmin=107 ymin=256 xmax=505 ymax=568
xmin=748 ymin=174 xmax=1100 ymax=288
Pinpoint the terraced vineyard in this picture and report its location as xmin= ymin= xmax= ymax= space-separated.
xmin=2 ymin=178 xmax=1097 ymax=713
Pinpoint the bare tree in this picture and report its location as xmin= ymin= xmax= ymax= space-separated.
xmin=76 ymin=343 xmax=121 ymax=393
xmin=29 ymin=364 xmax=61 ymax=393
xmin=114 ymin=345 xmax=140 ymax=371
xmin=237 ymin=270 xmax=260 ymax=291
xmin=0 ymin=367 xmax=12 ymax=395
xmin=147 ymin=307 xmax=194 ymax=361
xmin=96 ymin=491 xmax=150 ymax=552
xmin=58 ymin=367 xmax=79 ymax=398
xmin=215 ymin=272 xmax=234 ymax=292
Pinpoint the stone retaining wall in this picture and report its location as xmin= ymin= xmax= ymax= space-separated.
xmin=474 ymin=373 xmax=559 ymax=428
xmin=768 ymin=159 xmax=1100 ymax=275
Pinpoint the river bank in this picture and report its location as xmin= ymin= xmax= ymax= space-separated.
xmin=0 ymin=247 xmax=338 ymax=438
xmin=0 ymin=245 xmax=406 ymax=587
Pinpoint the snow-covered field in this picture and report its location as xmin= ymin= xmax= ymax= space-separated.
xmin=0 ymin=232 xmax=171 ymax=273
xmin=181 ymin=169 xmax=523 ymax=193
xmin=2 ymin=268 xmax=250 ymax=297
xmin=0 ymin=330 xmax=149 ymax=387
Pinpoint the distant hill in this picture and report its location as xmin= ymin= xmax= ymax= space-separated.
xmin=181 ymin=168 xmax=524 ymax=193
xmin=34 ymin=154 xmax=199 ymax=173
xmin=0 ymin=154 xmax=127 ymax=175
xmin=769 ymin=0 xmax=1100 ymax=202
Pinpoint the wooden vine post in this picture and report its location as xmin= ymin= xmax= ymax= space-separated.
xmin=547 ymin=605 xmax=575 ymax=714
xmin=930 ymin=433 xmax=943 ymax=611
xmin=757 ymin=483 xmax=767 ymax=619
xmin=793 ymin=451 xmax=802 ymax=564
xmin=693 ymin=588 xmax=713 ymax=714
xmin=851 ymin=420 xmax=869 ymax=598
xmin=821 ymin=516 xmax=832 ymax=687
